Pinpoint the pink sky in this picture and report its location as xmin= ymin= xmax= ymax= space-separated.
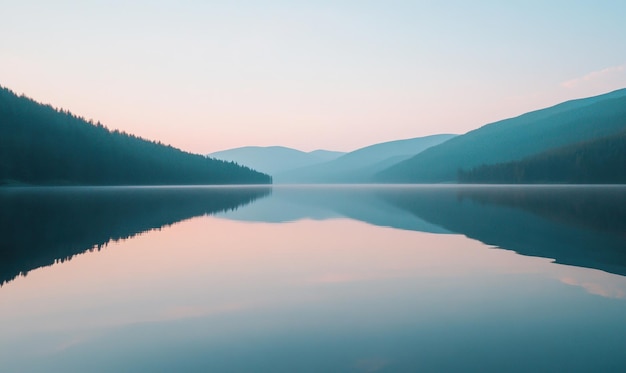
xmin=2 ymin=1 xmax=625 ymax=154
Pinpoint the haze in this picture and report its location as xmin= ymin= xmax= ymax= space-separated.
xmin=2 ymin=0 xmax=625 ymax=154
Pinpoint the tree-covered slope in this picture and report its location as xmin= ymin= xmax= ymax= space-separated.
xmin=275 ymin=134 xmax=456 ymax=183
xmin=0 ymin=86 xmax=271 ymax=185
xmin=458 ymin=130 xmax=626 ymax=184
xmin=377 ymin=88 xmax=626 ymax=183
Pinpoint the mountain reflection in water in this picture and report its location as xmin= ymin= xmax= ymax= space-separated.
xmin=1 ymin=185 xmax=626 ymax=372
xmin=219 ymin=185 xmax=626 ymax=276
xmin=379 ymin=185 xmax=626 ymax=276
xmin=0 ymin=186 xmax=271 ymax=285
xmin=1 ymin=185 xmax=625 ymax=286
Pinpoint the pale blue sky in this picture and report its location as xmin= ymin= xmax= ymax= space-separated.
xmin=2 ymin=0 xmax=625 ymax=153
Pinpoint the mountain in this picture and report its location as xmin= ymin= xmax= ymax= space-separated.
xmin=308 ymin=149 xmax=346 ymax=162
xmin=208 ymin=146 xmax=345 ymax=175
xmin=275 ymin=134 xmax=457 ymax=183
xmin=377 ymin=88 xmax=626 ymax=183
xmin=0 ymin=86 xmax=271 ymax=185
xmin=458 ymin=130 xmax=626 ymax=184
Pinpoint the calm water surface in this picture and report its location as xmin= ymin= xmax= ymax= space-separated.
xmin=1 ymin=185 xmax=625 ymax=372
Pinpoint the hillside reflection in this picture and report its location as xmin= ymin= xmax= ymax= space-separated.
xmin=218 ymin=185 xmax=626 ymax=276
xmin=377 ymin=186 xmax=626 ymax=276
xmin=0 ymin=186 xmax=270 ymax=285
xmin=2 ymin=185 xmax=624 ymax=287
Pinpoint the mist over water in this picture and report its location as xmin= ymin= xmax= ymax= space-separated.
xmin=1 ymin=185 xmax=625 ymax=372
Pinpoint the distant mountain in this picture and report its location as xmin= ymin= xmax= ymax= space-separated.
xmin=308 ymin=149 xmax=346 ymax=162
xmin=459 ymin=130 xmax=626 ymax=184
xmin=276 ymin=134 xmax=457 ymax=183
xmin=377 ymin=88 xmax=626 ymax=183
xmin=0 ymin=86 xmax=271 ymax=185
xmin=208 ymin=146 xmax=346 ymax=175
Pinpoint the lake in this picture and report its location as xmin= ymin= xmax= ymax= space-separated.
xmin=1 ymin=185 xmax=626 ymax=372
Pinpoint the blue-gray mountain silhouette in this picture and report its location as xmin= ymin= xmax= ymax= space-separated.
xmin=208 ymin=146 xmax=345 ymax=175
xmin=377 ymin=88 xmax=626 ymax=183
xmin=275 ymin=134 xmax=456 ymax=183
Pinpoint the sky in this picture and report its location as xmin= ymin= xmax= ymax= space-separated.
xmin=2 ymin=0 xmax=626 ymax=154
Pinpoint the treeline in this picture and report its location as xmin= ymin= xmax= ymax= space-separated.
xmin=376 ymin=88 xmax=626 ymax=183
xmin=0 ymin=86 xmax=271 ymax=185
xmin=458 ymin=130 xmax=626 ymax=184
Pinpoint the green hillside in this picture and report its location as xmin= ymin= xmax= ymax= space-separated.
xmin=0 ymin=86 xmax=271 ymax=185
xmin=458 ymin=130 xmax=626 ymax=184
xmin=377 ymin=89 xmax=626 ymax=183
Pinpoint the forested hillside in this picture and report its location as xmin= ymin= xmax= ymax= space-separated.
xmin=377 ymin=88 xmax=626 ymax=183
xmin=458 ymin=130 xmax=626 ymax=184
xmin=0 ymin=86 xmax=270 ymax=185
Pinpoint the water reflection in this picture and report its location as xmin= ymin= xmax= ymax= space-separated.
xmin=3 ymin=185 xmax=624 ymax=286
xmin=0 ymin=186 xmax=270 ymax=285
xmin=1 ymin=185 xmax=626 ymax=372
xmin=218 ymin=186 xmax=450 ymax=233
xmin=378 ymin=185 xmax=626 ymax=276
xmin=218 ymin=185 xmax=626 ymax=276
